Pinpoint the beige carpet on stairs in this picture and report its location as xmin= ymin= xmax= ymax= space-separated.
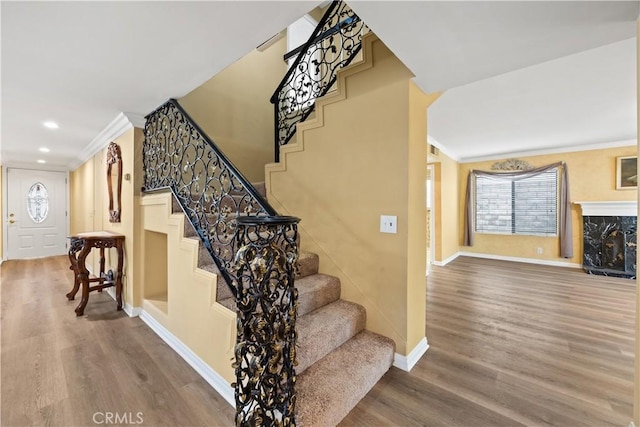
xmin=170 ymin=186 xmax=395 ymax=426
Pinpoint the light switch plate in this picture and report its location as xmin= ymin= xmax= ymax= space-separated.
xmin=380 ymin=215 xmax=397 ymax=234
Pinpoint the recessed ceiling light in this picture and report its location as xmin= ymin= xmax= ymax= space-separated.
xmin=39 ymin=147 xmax=50 ymax=153
xmin=37 ymin=159 xmax=46 ymax=164
xmin=43 ymin=121 xmax=59 ymax=129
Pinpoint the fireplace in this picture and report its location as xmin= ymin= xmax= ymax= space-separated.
xmin=577 ymin=202 xmax=637 ymax=279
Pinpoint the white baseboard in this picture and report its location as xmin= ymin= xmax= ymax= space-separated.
xmin=104 ymin=287 xmax=142 ymax=317
xmin=139 ymin=310 xmax=234 ymax=407
xmin=394 ymin=337 xmax=429 ymax=372
xmin=433 ymin=252 xmax=460 ymax=267
xmin=459 ymin=251 xmax=581 ymax=269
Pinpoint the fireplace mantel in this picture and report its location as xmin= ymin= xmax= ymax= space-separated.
xmin=574 ymin=201 xmax=637 ymax=217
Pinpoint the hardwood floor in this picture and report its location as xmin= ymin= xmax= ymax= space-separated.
xmin=1 ymin=255 xmax=635 ymax=426
xmin=341 ymin=256 xmax=636 ymax=426
xmin=1 ymin=256 xmax=234 ymax=426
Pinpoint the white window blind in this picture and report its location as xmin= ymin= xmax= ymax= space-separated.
xmin=475 ymin=169 xmax=558 ymax=236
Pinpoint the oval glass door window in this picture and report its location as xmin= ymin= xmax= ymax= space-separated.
xmin=27 ymin=182 xmax=49 ymax=223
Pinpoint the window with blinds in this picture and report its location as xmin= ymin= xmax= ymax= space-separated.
xmin=475 ymin=169 xmax=558 ymax=236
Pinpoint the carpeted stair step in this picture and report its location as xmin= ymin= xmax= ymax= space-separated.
xmin=218 ymin=295 xmax=236 ymax=312
xmin=296 ymin=330 xmax=395 ymax=426
xmin=296 ymin=274 xmax=340 ymax=317
xmin=214 ymin=249 xmax=319 ymax=305
xmin=195 ymin=241 xmax=316 ymax=311
xmin=296 ymin=300 xmax=365 ymax=375
xmin=217 ymin=271 xmax=340 ymax=315
xmin=297 ymin=251 xmax=319 ymax=278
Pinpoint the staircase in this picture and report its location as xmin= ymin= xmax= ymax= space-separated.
xmin=171 ymin=182 xmax=395 ymax=426
xmin=142 ymin=1 xmax=397 ymax=424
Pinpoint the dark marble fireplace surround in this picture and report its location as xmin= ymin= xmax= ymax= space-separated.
xmin=583 ymin=215 xmax=637 ymax=279
xmin=578 ymin=202 xmax=637 ymax=279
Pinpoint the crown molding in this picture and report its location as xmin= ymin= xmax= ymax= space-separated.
xmin=427 ymin=134 xmax=460 ymax=162
xmin=124 ymin=111 xmax=146 ymax=129
xmin=70 ymin=112 xmax=135 ymax=171
xmin=459 ymin=138 xmax=637 ymax=163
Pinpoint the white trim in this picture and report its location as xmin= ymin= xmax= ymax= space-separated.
xmin=124 ymin=304 xmax=143 ymax=317
xmin=123 ymin=112 xmax=146 ymax=129
xmin=459 ymin=138 xmax=636 ymax=164
xmin=104 ymin=287 xmax=142 ymax=317
xmin=459 ymin=251 xmax=582 ymax=269
xmin=433 ymin=251 xmax=461 ymax=266
xmin=139 ymin=310 xmax=235 ymax=407
xmin=427 ymin=134 xmax=460 ymax=162
xmin=574 ymin=201 xmax=637 ymax=217
xmin=394 ymin=337 xmax=429 ymax=372
xmin=70 ymin=112 xmax=134 ymax=170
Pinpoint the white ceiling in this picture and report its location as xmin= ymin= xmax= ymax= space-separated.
xmin=349 ymin=1 xmax=639 ymax=162
xmin=1 ymin=1 xmax=639 ymax=170
xmin=428 ymin=37 xmax=637 ymax=162
xmin=1 ymin=1 xmax=321 ymax=170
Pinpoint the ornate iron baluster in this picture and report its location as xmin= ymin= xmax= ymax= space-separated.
xmin=143 ymin=100 xmax=302 ymax=424
xmin=233 ymin=216 xmax=300 ymax=426
xmin=271 ymin=0 xmax=369 ymax=160
xmin=142 ymin=99 xmax=278 ymax=297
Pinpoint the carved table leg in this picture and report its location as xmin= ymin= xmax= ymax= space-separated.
xmin=75 ymin=272 xmax=90 ymax=316
xmin=98 ymin=248 xmax=105 ymax=292
xmin=67 ymin=237 xmax=83 ymax=301
xmin=115 ymin=242 xmax=124 ymax=311
xmin=66 ymin=272 xmax=80 ymax=301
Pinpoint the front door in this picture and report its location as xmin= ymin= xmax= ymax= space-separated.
xmin=6 ymin=168 xmax=68 ymax=259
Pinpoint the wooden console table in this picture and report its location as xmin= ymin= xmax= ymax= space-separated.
xmin=66 ymin=231 xmax=125 ymax=316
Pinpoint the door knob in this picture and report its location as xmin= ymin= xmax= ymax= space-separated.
xmin=9 ymin=219 xmax=15 ymax=224
xmin=9 ymin=213 xmax=14 ymax=217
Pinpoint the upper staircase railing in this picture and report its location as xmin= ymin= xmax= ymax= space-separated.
xmin=270 ymin=0 xmax=368 ymax=161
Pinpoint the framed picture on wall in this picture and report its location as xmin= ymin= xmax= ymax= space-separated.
xmin=616 ymin=156 xmax=637 ymax=190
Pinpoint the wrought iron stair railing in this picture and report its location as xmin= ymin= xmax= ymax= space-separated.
xmin=270 ymin=0 xmax=369 ymax=161
xmin=143 ymin=99 xmax=300 ymax=425
xmin=143 ymin=99 xmax=278 ymax=297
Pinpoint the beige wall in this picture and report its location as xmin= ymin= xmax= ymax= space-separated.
xmin=430 ymin=150 xmax=460 ymax=263
xmin=179 ymin=37 xmax=287 ymax=183
xmin=141 ymin=192 xmax=236 ymax=383
xmin=266 ymin=36 xmax=435 ymax=355
xmin=69 ymin=128 xmax=144 ymax=309
xmin=459 ymin=146 xmax=637 ymax=264
xmin=408 ymin=85 xmax=440 ymax=348
xmin=70 ymin=157 xmax=95 ymax=235
xmin=634 ymin=17 xmax=639 ymax=427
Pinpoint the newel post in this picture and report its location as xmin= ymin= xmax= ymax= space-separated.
xmin=233 ymin=215 xmax=301 ymax=426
